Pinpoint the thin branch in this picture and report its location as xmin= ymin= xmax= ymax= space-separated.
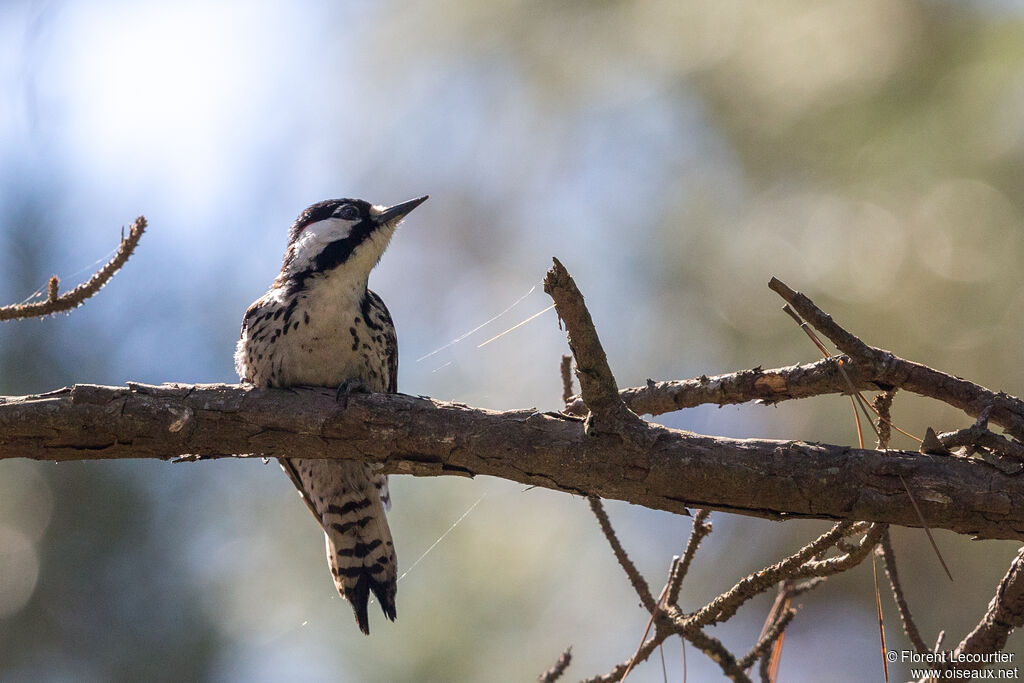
xmin=538 ymin=647 xmax=572 ymax=683
xmin=618 ymin=591 xmax=664 ymax=682
xmin=587 ymin=496 xmax=656 ymax=612
xmin=0 ymin=216 xmax=147 ymax=321
xmin=780 ymin=304 xmax=901 ymax=447
xmin=938 ymin=424 xmax=1024 ymax=462
xmin=873 ymin=390 xmax=895 ymax=450
xmin=667 ymin=508 xmax=712 ymax=606
xmin=681 ymin=627 xmax=750 ymax=683
xmin=879 ymin=529 xmax=929 ymax=654
xmin=560 ymin=355 xmax=574 ymax=406
xmin=768 ymin=277 xmax=1024 ymax=441
xmin=568 ymin=355 xmax=1024 ymax=455
xmin=790 ymin=523 xmax=885 ymax=579
xmin=752 ymin=582 xmax=803 ymax=682
xmin=738 ymin=608 xmax=796 ymax=670
xmin=564 ymin=356 xmax=881 ymax=417
xmin=954 ymin=545 xmax=1024 ymax=662
xmin=685 ymin=522 xmax=854 ymax=628
xmin=580 ymin=633 xmax=669 ymax=683
xmin=787 ymin=577 xmax=826 ymax=597
xmin=871 ymin=388 xmax=953 ymax=581
xmin=544 ymin=258 xmax=641 ymax=434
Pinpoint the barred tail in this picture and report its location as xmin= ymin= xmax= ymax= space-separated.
xmin=322 ymin=474 xmax=397 ymax=635
xmin=281 ymin=458 xmax=397 ymax=635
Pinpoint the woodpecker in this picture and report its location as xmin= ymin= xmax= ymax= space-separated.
xmin=235 ymin=194 xmax=427 ymax=634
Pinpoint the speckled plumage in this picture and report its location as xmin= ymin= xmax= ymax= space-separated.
xmin=235 ymin=195 xmax=426 ymax=634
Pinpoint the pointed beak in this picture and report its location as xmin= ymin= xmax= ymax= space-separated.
xmin=376 ymin=195 xmax=428 ymax=225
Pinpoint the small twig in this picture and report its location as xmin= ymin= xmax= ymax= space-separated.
xmin=869 ymin=392 xmax=893 ymax=683
xmin=619 ymin=580 xmax=670 ymax=682
xmin=560 ymin=355 xmax=575 ymax=406
xmin=0 ymin=216 xmax=147 ymax=321
xmin=872 ymin=388 xmax=952 ymax=579
xmin=770 ymin=279 xmax=881 ymax=362
xmin=780 ymin=304 xmax=885 ymax=445
xmin=544 ymin=258 xmax=641 ymax=433
xmin=681 ymin=627 xmax=750 ymax=683
xmin=780 ymin=282 xmax=953 ymax=581
xmin=738 ymin=608 xmax=796 ymax=670
xmin=954 ymin=545 xmax=1024 ymax=662
xmin=937 ymin=424 xmax=1024 ymax=461
xmin=588 ymin=496 xmax=657 ymax=612
xmin=756 ymin=583 xmax=793 ymax=650
xmin=686 ymin=522 xmax=854 ymax=628
xmin=873 ymin=390 xmax=896 ymax=450
xmin=564 ymin=356 xmax=885 ymax=417
xmin=768 ymin=276 xmax=1024 ymax=441
xmin=792 ymin=523 xmax=885 ymax=578
xmin=538 ymin=647 xmax=572 ymax=683
xmin=581 ymin=633 xmax=669 ymax=683
xmin=667 ymin=509 xmax=712 ymax=605
xmin=754 ymin=581 xmax=811 ymax=681
xmin=879 ymin=529 xmax=929 ymax=653
xmin=787 ymin=577 xmax=826 ymax=596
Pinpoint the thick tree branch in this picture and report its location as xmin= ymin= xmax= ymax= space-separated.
xmin=4 ymin=383 xmax=1024 ymax=540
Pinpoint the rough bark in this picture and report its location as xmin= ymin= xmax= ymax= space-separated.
xmin=2 ymin=382 xmax=1023 ymax=541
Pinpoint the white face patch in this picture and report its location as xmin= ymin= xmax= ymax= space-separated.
xmin=295 ymin=217 xmax=353 ymax=251
xmin=283 ymin=210 xmax=401 ymax=284
xmin=287 ymin=217 xmax=355 ymax=271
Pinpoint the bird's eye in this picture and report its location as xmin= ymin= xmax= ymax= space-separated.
xmin=335 ymin=204 xmax=359 ymax=220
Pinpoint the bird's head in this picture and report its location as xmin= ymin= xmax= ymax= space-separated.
xmin=279 ymin=195 xmax=428 ymax=287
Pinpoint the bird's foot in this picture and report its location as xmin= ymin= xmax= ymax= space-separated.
xmin=336 ymin=377 xmax=371 ymax=406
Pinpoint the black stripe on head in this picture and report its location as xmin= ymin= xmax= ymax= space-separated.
xmin=287 ymin=199 xmax=369 ymax=244
xmin=282 ymin=198 xmax=379 ymax=291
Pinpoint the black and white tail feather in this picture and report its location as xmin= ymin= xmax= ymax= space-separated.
xmin=235 ymin=194 xmax=427 ymax=634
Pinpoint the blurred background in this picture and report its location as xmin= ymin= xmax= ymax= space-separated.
xmin=1 ymin=1 xmax=1023 ymax=681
